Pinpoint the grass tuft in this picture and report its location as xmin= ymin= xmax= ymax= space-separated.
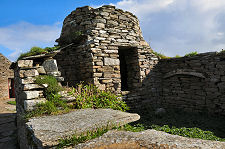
xmin=152 ymin=51 xmax=171 ymax=59
xmin=68 ymin=83 xmax=129 ymax=112
xmin=151 ymin=125 xmax=225 ymax=141
xmin=7 ymin=100 xmax=16 ymax=105
xmin=57 ymin=124 xmax=144 ymax=148
xmin=184 ymin=51 xmax=198 ymax=57
xmin=25 ymin=82 xmax=129 ymax=119
xmin=17 ymin=46 xmax=60 ymax=60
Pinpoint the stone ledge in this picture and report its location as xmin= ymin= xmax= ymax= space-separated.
xmin=76 ymin=130 xmax=225 ymax=149
xmin=26 ymin=109 xmax=140 ymax=147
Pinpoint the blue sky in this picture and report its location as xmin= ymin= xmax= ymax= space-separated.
xmin=0 ymin=0 xmax=225 ymax=61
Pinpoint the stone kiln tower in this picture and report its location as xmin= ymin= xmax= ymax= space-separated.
xmin=55 ymin=5 xmax=158 ymax=93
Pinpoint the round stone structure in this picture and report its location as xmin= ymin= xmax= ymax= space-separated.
xmin=55 ymin=5 xmax=158 ymax=93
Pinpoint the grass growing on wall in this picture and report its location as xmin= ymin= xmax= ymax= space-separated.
xmin=184 ymin=51 xmax=198 ymax=57
xmin=25 ymin=81 xmax=129 ymax=119
xmin=152 ymin=51 xmax=171 ymax=59
xmin=68 ymin=83 xmax=129 ymax=112
xmin=35 ymin=75 xmax=63 ymax=97
xmin=17 ymin=46 xmax=60 ymax=60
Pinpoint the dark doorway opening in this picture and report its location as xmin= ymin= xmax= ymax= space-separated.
xmin=118 ymin=47 xmax=140 ymax=91
xmin=119 ymin=49 xmax=128 ymax=91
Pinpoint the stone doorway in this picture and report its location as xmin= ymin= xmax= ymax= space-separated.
xmin=118 ymin=47 xmax=140 ymax=91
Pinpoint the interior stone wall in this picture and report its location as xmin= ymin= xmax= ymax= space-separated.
xmin=0 ymin=53 xmax=14 ymax=100
xmin=55 ymin=44 xmax=94 ymax=86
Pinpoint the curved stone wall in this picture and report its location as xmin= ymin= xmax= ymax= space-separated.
xmin=55 ymin=5 xmax=158 ymax=93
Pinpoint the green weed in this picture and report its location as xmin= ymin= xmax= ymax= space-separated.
xmin=7 ymin=100 xmax=16 ymax=105
xmin=151 ymin=125 xmax=225 ymax=141
xmin=57 ymin=123 xmax=144 ymax=148
xmin=184 ymin=51 xmax=198 ymax=57
xmin=152 ymin=51 xmax=171 ymax=59
xmin=17 ymin=46 xmax=60 ymax=60
xmin=35 ymin=75 xmax=62 ymax=97
xmin=69 ymin=83 xmax=129 ymax=111
xmin=57 ymin=127 xmax=108 ymax=148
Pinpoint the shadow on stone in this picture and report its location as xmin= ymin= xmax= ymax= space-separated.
xmin=0 ymin=113 xmax=18 ymax=149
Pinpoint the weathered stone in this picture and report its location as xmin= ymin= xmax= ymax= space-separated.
xmin=100 ymin=12 xmax=109 ymax=16
xmin=108 ymin=20 xmax=118 ymax=26
xmin=104 ymin=58 xmax=120 ymax=66
xmin=76 ymin=130 xmax=225 ymax=149
xmin=23 ymin=84 xmax=43 ymax=90
xmin=19 ymin=69 xmax=39 ymax=78
xmin=47 ymin=71 xmax=61 ymax=77
xmin=19 ymin=91 xmax=42 ymax=99
xmin=42 ymin=59 xmax=58 ymax=73
xmin=26 ymin=109 xmax=140 ymax=147
xmin=37 ymin=66 xmax=46 ymax=74
xmin=96 ymin=23 xmax=105 ymax=28
xmin=93 ymin=73 xmax=102 ymax=77
xmin=93 ymin=19 xmax=106 ymax=24
xmin=55 ymin=77 xmax=64 ymax=82
xmin=97 ymin=84 xmax=105 ymax=90
xmin=104 ymin=50 xmax=118 ymax=54
xmin=18 ymin=60 xmax=33 ymax=68
xmin=24 ymin=99 xmax=47 ymax=111
xmin=21 ymin=77 xmax=35 ymax=84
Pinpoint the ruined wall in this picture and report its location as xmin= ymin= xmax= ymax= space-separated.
xmin=135 ymin=52 xmax=225 ymax=116
xmin=0 ymin=53 xmax=13 ymax=100
xmin=56 ymin=5 xmax=158 ymax=93
xmin=13 ymin=55 xmax=64 ymax=148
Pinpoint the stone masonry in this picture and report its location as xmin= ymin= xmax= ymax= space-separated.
xmin=135 ymin=52 xmax=225 ymax=116
xmin=11 ymin=52 xmax=64 ymax=149
xmin=55 ymin=5 xmax=158 ymax=93
xmin=11 ymin=5 xmax=225 ymax=149
xmin=0 ymin=53 xmax=14 ymax=100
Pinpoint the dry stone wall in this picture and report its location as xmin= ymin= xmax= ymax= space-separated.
xmin=0 ymin=53 xmax=13 ymax=100
xmin=134 ymin=52 xmax=225 ymax=116
xmin=54 ymin=44 xmax=94 ymax=87
xmin=56 ymin=5 xmax=158 ymax=93
xmin=12 ymin=53 xmax=64 ymax=149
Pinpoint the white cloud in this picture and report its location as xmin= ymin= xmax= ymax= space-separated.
xmin=115 ymin=0 xmax=175 ymax=17
xmin=113 ymin=0 xmax=225 ymax=56
xmin=0 ymin=22 xmax=61 ymax=61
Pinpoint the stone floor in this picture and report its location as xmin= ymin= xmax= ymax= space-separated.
xmin=0 ymin=99 xmax=18 ymax=149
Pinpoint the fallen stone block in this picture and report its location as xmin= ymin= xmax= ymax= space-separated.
xmin=76 ymin=130 xmax=225 ymax=149
xmin=25 ymin=109 xmax=140 ymax=147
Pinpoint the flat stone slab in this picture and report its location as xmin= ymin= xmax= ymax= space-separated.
xmin=26 ymin=109 xmax=140 ymax=147
xmin=76 ymin=130 xmax=225 ymax=149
